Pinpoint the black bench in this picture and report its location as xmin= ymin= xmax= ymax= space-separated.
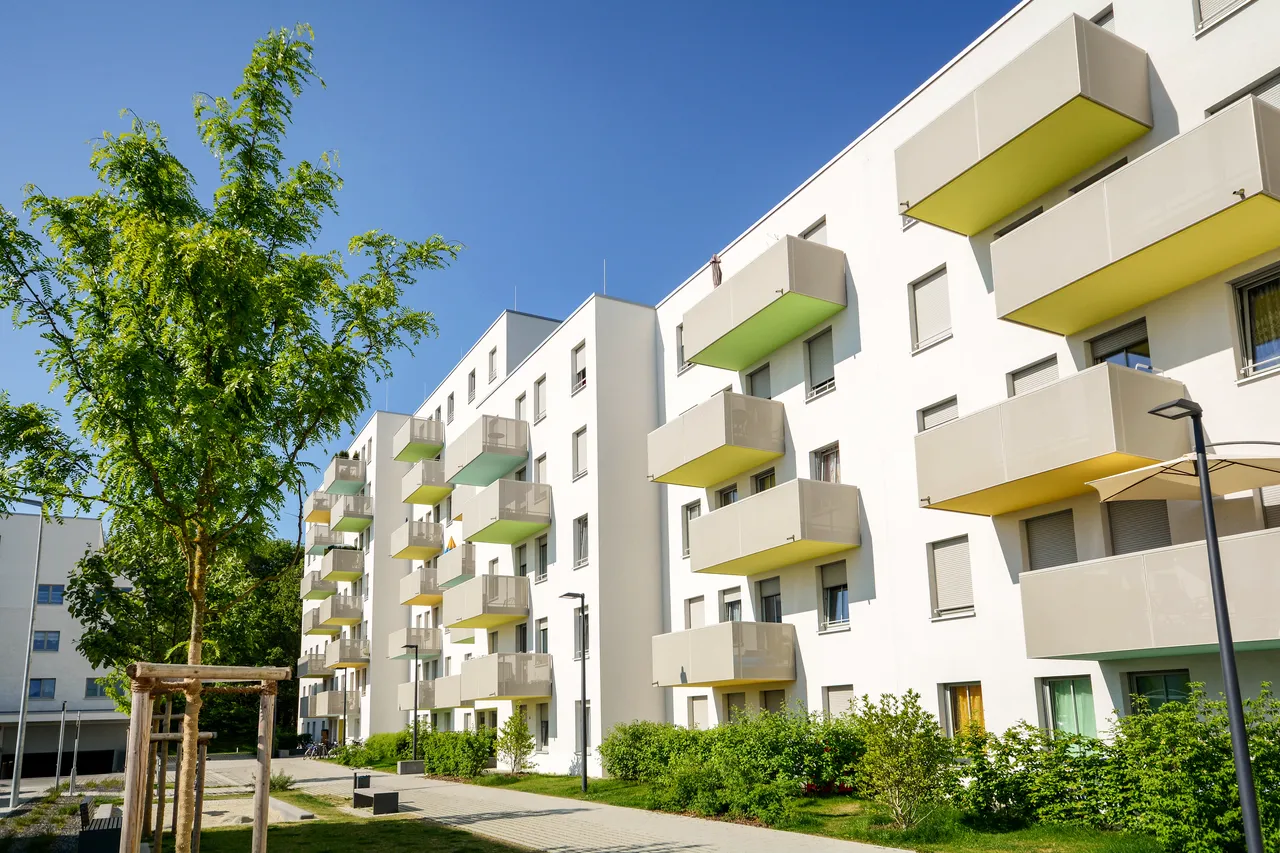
xmin=352 ymin=787 xmax=399 ymax=815
xmin=77 ymin=799 xmax=122 ymax=852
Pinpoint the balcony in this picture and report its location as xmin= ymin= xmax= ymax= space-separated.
xmin=398 ymin=680 xmax=436 ymax=712
xmin=302 ymin=608 xmax=340 ymax=636
xmin=895 ymin=14 xmax=1151 ymax=236
xmin=683 ymin=236 xmax=847 ymax=371
xmin=298 ymin=695 xmax=314 ymax=718
xmin=915 ymin=364 xmax=1190 ymax=516
xmin=444 ymin=575 xmax=531 ymax=629
xmin=460 ymin=480 xmax=552 ymax=545
xmin=400 ymin=566 xmax=445 ymax=606
xmin=330 ymin=494 xmax=373 ymax=534
xmin=296 ymin=652 xmax=332 ymax=680
xmin=313 ymin=690 xmax=359 ymax=718
xmin=388 ymin=627 xmax=444 ymax=659
xmin=402 ymin=459 xmax=454 ymax=506
xmin=436 ymin=543 xmax=476 ymax=588
xmin=322 ymin=456 xmax=367 ymax=495
xmin=648 ymin=391 xmax=785 ymax=487
xmin=318 ymin=594 xmax=363 ymax=627
xmin=431 ymin=674 xmax=472 ymax=709
xmin=320 ymin=547 xmax=363 ymax=583
xmin=393 ymin=416 xmax=446 ymax=463
xmin=445 ymin=415 xmax=529 ymax=486
xmin=390 ymin=520 xmax=444 ymax=560
xmin=303 ymin=491 xmax=335 ymax=525
xmin=461 ymin=653 xmax=553 ymax=702
xmin=689 ymin=479 xmax=860 ymax=576
xmin=448 ymin=627 xmax=475 ymax=645
xmin=994 ymin=96 xmax=1280 ymax=334
xmin=304 ymin=525 xmax=345 ymax=556
xmin=1021 ymin=528 xmax=1280 ymax=660
xmin=652 ymin=622 xmax=796 ymax=687
xmin=300 ymin=571 xmax=337 ymax=601
xmin=325 ymin=638 xmax=370 ymax=670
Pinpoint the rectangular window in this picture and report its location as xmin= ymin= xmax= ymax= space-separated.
xmin=536 ymin=535 xmax=549 ymax=582
xmin=717 ymin=485 xmax=738 ymax=509
xmin=753 ymin=468 xmax=775 ymax=493
xmin=488 ymin=558 xmax=498 ymax=576
xmin=1262 ymin=485 xmax=1280 ymax=528
xmin=812 ymin=444 xmax=840 ymax=483
xmin=929 ymin=536 xmax=974 ymax=617
xmin=434 ymin=406 xmax=442 ymax=423
xmin=684 ymin=596 xmax=705 ymax=630
xmin=1091 ymin=6 xmax=1115 ymax=31
xmin=1129 ymin=670 xmax=1191 ymax=712
xmin=536 ymin=618 xmax=548 ymax=654
xmin=946 ymin=683 xmax=984 ymax=735
xmin=575 ymin=700 xmax=592 ymax=752
xmin=537 ymin=702 xmax=550 ymax=750
xmin=515 ymin=394 xmax=526 ymax=421
xmin=534 ymin=377 xmax=547 ymax=422
xmin=516 ymin=545 xmax=528 ymax=577
xmin=761 ymin=689 xmax=786 ymax=714
xmin=681 ymin=501 xmax=701 ymax=557
xmin=918 ymin=397 xmax=959 ymax=432
xmin=1237 ymin=270 xmax=1280 ymax=376
xmin=1025 ymin=509 xmax=1078 ymax=570
xmin=32 ymin=630 xmax=60 ymax=652
xmin=824 ymin=684 xmax=855 ymax=716
xmin=37 ymin=584 xmax=65 ymax=605
xmin=571 ymin=343 xmax=587 ymax=394
xmin=1044 ymin=676 xmax=1097 ymax=738
xmin=802 ymin=217 xmax=828 ymax=245
xmin=1108 ymin=500 xmax=1172 ymax=555
xmin=534 ymin=454 xmax=547 ymax=484
xmin=747 ymin=364 xmax=771 ymax=399
xmin=909 ymin=267 xmax=951 ymax=351
xmin=1090 ymin=319 xmax=1151 ymax=370
xmin=806 ymin=329 xmax=836 ymax=399
xmin=488 ymin=631 xmax=499 ymax=654
xmin=467 ymin=370 xmax=476 ymax=402
xmin=688 ymin=695 xmax=709 ymax=729
xmin=447 ymin=393 xmax=455 ymax=424
xmin=720 ymin=588 xmax=742 ymax=623
xmin=573 ymin=515 xmax=589 ymax=567
xmin=758 ymin=577 xmax=782 ymax=623
xmin=725 ymin=692 xmax=747 ymax=720
xmin=514 ymin=466 xmax=527 ymax=482
xmin=1194 ymin=0 xmax=1252 ymax=32
xmin=572 ymin=427 xmax=588 ymax=479
xmin=1009 ymin=356 xmax=1059 ymax=397
xmin=85 ymin=678 xmax=107 ymax=699
xmin=574 ymin=606 xmax=589 ymax=660
xmin=516 ymin=623 xmax=528 ymax=653
xmin=820 ymin=561 xmax=848 ymax=630
xmin=676 ymin=324 xmax=689 ymax=372
xmin=29 ymin=678 xmax=55 ymax=700
xmin=489 ymin=347 xmax=498 ymax=382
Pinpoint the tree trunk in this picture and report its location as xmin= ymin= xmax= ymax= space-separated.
xmin=173 ymin=539 xmax=211 ymax=853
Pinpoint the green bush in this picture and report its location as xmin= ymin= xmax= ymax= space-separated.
xmin=268 ymin=771 xmax=295 ymax=792
xmin=421 ymin=729 xmax=497 ymax=777
xmin=599 ymin=720 xmax=703 ymax=782
xmin=363 ymin=731 xmax=408 ymax=764
xmin=328 ymin=742 xmax=371 ymax=768
xmin=857 ymin=690 xmax=956 ymax=830
xmin=496 ymin=710 xmax=535 ymax=773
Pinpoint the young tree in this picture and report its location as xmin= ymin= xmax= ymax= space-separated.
xmin=856 ymin=690 xmax=957 ymax=830
xmin=0 ymin=24 xmax=458 ymax=849
xmin=496 ymin=709 xmax=535 ymax=774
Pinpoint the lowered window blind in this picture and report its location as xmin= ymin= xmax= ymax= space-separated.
xmin=825 ymin=684 xmax=855 ymax=715
xmin=931 ymin=536 xmax=973 ymax=615
xmin=1025 ymin=510 xmax=1078 ymax=570
xmin=759 ymin=577 xmax=780 ymax=599
xmin=1090 ymin=320 xmax=1148 ymax=361
xmin=821 ymin=561 xmax=847 ymax=589
xmin=1196 ymin=0 xmax=1247 ymax=29
xmin=803 ymin=218 xmax=828 ymax=245
xmin=1011 ymin=357 xmax=1059 ymax=396
xmin=808 ymin=330 xmax=835 ymax=393
xmin=748 ymin=365 xmax=771 ymax=399
xmin=689 ymin=696 xmax=709 ymax=729
xmin=911 ymin=269 xmax=951 ymax=348
xmin=1109 ymin=500 xmax=1172 ymax=555
xmin=921 ymin=397 xmax=958 ymax=431
xmin=685 ymin=596 xmax=704 ymax=630
xmin=1255 ymin=74 xmax=1280 ymax=108
xmin=1094 ymin=8 xmax=1115 ymax=31
xmin=1261 ymin=486 xmax=1280 ymax=528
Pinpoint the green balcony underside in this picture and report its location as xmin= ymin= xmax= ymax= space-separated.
xmin=405 ymin=483 xmax=454 ymax=506
xmin=388 ymin=648 xmax=442 ymax=661
xmin=466 ymin=519 xmax=551 ymax=545
xmin=331 ymin=515 xmax=372 ymax=534
xmin=689 ymin=292 xmax=844 ymax=372
xmin=449 ymin=453 xmax=527 ymax=487
xmin=324 ymin=479 xmax=365 ymax=496
xmin=321 ymin=568 xmax=363 ymax=583
xmin=302 ymin=588 xmax=335 ymax=601
xmin=394 ymin=441 xmax=444 ymax=463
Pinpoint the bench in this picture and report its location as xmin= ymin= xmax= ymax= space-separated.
xmin=78 ymin=798 xmax=122 ymax=852
xmin=352 ymin=787 xmax=399 ymax=815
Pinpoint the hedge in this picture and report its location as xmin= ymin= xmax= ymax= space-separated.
xmin=329 ymin=726 xmax=495 ymax=777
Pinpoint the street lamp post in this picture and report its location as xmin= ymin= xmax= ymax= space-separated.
xmin=1149 ymin=398 xmax=1263 ymax=853
xmin=402 ymin=644 xmax=419 ymax=762
xmin=9 ymin=497 xmax=46 ymax=809
xmin=559 ymin=592 xmax=587 ymax=793
xmin=342 ymin=673 xmax=349 ymax=746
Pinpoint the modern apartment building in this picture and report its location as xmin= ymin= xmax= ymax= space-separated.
xmin=0 ymin=514 xmax=127 ymax=777
xmin=301 ymin=0 xmax=1280 ymax=761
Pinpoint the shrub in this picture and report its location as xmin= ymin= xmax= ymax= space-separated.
xmin=857 ymin=691 xmax=955 ymax=829
xmin=363 ymin=731 xmax=408 ymax=765
xmin=421 ymin=728 xmax=497 ymax=777
xmin=328 ymin=742 xmax=371 ymax=768
xmin=600 ymin=720 xmax=703 ymax=782
xmin=268 ymin=772 xmax=295 ymax=792
xmin=496 ymin=710 xmax=535 ymax=774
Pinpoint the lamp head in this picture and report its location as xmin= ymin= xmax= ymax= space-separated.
xmin=401 ymin=644 xmax=417 ymax=651
xmin=1149 ymin=398 xmax=1202 ymax=420
xmin=559 ymin=592 xmax=585 ymax=602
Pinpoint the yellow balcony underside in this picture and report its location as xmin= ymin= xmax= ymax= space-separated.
xmin=680 ymin=675 xmax=794 ymax=688
xmin=401 ymin=591 xmax=443 ymax=606
xmin=1002 ymin=194 xmax=1280 ymax=335
xmin=304 ymin=508 xmax=330 ymax=524
xmin=404 ymin=483 xmax=454 ymax=506
xmin=304 ymin=624 xmax=341 ymax=636
xmin=923 ymin=451 xmax=1158 ymax=516
xmin=392 ymin=544 xmax=443 ymax=560
xmin=328 ymin=660 xmax=368 ymax=670
xmin=906 ymin=96 xmax=1149 ymax=236
xmin=446 ymin=612 xmax=527 ymax=630
xmin=695 ymin=539 xmax=855 ymax=576
xmin=321 ymin=567 xmax=363 ymax=583
xmin=485 ymin=690 xmax=552 ymax=701
xmin=320 ymin=616 xmax=361 ymax=628
xmin=654 ymin=445 xmax=784 ymax=488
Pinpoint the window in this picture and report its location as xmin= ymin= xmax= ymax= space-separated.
xmin=488 ymin=631 xmax=498 ymax=654
xmin=918 ymin=397 xmax=958 ymax=432
xmin=688 ymin=696 xmax=709 ymax=729
xmin=720 ymin=588 xmax=742 ymax=622
xmin=820 ymin=561 xmax=849 ymax=630
xmin=753 ymin=468 xmax=775 ymax=493
xmin=1025 ymin=509 xmax=1078 ymax=570
xmin=806 ymin=329 xmax=836 ymax=399
xmin=681 ymin=501 xmax=701 ymax=557
xmin=812 ymin=444 xmax=840 ymax=483
xmin=29 ymin=679 xmax=55 ymax=700
xmin=467 ymin=370 xmax=476 ymax=402
xmin=574 ymin=700 xmax=592 ymax=752
xmin=33 ymin=630 xmax=60 ymax=652
xmin=946 ymin=683 xmax=984 ymax=735
xmin=1210 ymin=68 xmax=1280 ymax=116
xmin=1090 ymin=319 xmax=1151 ymax=370
xmin=447 ymin=393 xmax=455 ymax=423
xmin=676 ymin=324 xmax=689 ymax=372
xmin=824 ymin=685 xmax=855 ymax=716
xmin=572 ymin=427 xmax=588 ymax=479
xmin=717 ymin=485 xmax=738 ymax=509
xmin=1129 ymin=670 xmax=1190 ymax=712
xmin=571 ymin=343 xmax=587 ymax=394
xmin=537 ymin=703 xmax=550 ymax=750
xmin=1237 ymin=269 xmax=1280 ymax=376
xmin=536 ymin=618 xmax=549 ymax=654
xmin=488 ymin=347 xmax=498 ymax=383
xmin=1091 ymin=5 xmax=1114 ymax=31
xmin=1194 ymin=0 xmax=1254 ymax=32
xmin=573 ymin=515 xmax=589 ymax=567
xmin=993 ymin=206 xmax=1043 ymax=239
xmin=762 ymin=689 xmax=786 ymax=714
xmin=515 ymin=394 xmax=526 ymax=421
xmin=534 ymin=454 xmax=547 ymax=484
xmin=725 ymin=692 xmax=747 ymax=720
xmin=802 ymin=217 xmax=828 ymax=245
xmin=758 ymin=577 xmax=782 ymax=623
xmin=434 ymin=406 xmax=442 ymax=423
xmin=488 ymin=558 xmax=498 ymax=576
xmin=37 ymin=584 xmax=65 ymax=605
xmin=536 ymin=535 xmax=549 ymax=582
xmin=684 ymin=596 xmax=705 ymax=630
xmin=574 ymin=605 xmax=589 ymax=660
xmin=909 ymin=267 xmax=951 ymax=351
xmin=1262 ymin=486 xmax=1280 ymax=528
xmin=514 ymin=466 xmax=527 ymax=482
xmin=85 ymin=678 xmax=108 ymax=699
xmin=1008 ymin=356 xmax=1059 ymax=397
xmin=929 ymin=536 xmax=974 ymax=617
xmin=516 ymin=544 xmax=528 ymax=577
xmin=1108 ymin=500 xmax=1172 ymax=555
xmin=534 ymin=376 xmax=547 ymax=421
xmin=1070 ymin=157 xmax=1127 ymax=193
xmin=516 ymin=623 xmax=528 ymax=653
xmin=747 ymin=364 xmax=771 ymax=399
xmin=1044 ymin=676 xmax=1097 ymax=737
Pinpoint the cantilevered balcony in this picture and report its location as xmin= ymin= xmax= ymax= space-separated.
xmin=330 ymin=494 xmax=373 ymax=534
xmin=303 ymin=608 xmax=340 ymax=636
xmin=445 ymin=415 xmax=530 ymax=486
xmin=398 ymin=680 xmax=435 ymax=712
xmin=300 ymin=571 xmax=337 ymax=601
xmin=683 ymin=236 xmax=847 ymax=371
xmin=431 ymin=674 xmax=472 ymax=709
xmin=436 ymin=543 xmax=476 ymax=588
xmin=400 ymin=566 xmax=445 ymax=606
xmin=318 ymin=594 xmax=363 ymax=627
xmin=896 ymin=14 xmax=1151 ymax=235
xmin=320 ymin=547 xmax=363 ymax=583
xmin=298 ymin=695 xmax=314 ymax=718
xmin=325 ymin=638 xmax=370 ymax=670
xmin=647 ymin=391 xmax=785 ymax=487
xmin=388 ymin=627 xmax=444 ymax=659
xmin=652 ymin=622 xmax=796 ymax=687
xmin=323 ymin=456 xmax=367 ymax=495
xmin=313 ymin=690 xmax=359 ymax=718
xmin=1022 ymin=528 xmax=1280 ymax=660
xmin=460 ymin=481 xmax=551 ymax=545
xmin=461 ymin=653 xmax=553 ymax=702
xmin=994 ymin=96 xmax=1280 ymax=335
xmin=444 ymin=575 xmax=531 ymax=629
xmin=305 ymin=525 xmax=345 ymax=556
xmin=303 ymin=491 xmax=335 ymax=525
xmin=390 ymin=520 xmax=444 ymax=560
xmin=296 ymin=652 xmax=332 ymax=680
xmin=402 ymin=459 xmax=454 ymax=506
xmin=689 ymin=479 xmax=860 ymax=576
xmin=394 ymin=416 xmax=447 ymax=463
xmin=915 ymin=363 xmax=1190 ymax=516
xmin=448 ymin=627 xmax=475 ymax=645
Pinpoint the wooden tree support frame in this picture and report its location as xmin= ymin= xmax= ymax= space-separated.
xmin=120 ymin=663 xmax=291 ymax=853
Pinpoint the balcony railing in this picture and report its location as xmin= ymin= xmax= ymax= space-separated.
xmin=298 ymin=695 xmax=314 ymax=718
xmin=689 ymin=479 xmax=860 ymax=575
xmin=461 ymin=480 xmax=552 ymax=545
xmin=402 ymin=459 xmax=454 ymax=506
xmin=397 ymin=680 xmax=436 ymax=712
xmin=322 ymin=456 xmax=367 ymax=495
xmin=652 ymin=622 xmax=796 ymax=687
xmin=444 ymin=415 xmax=530 ymax=486
xmin=303 ymin=491 xmax=335 ymax=525
xmin=305 ymin=525 xmax=345 ymax=556
xmin=461 ymin=653 xmax=553 ymax=702
xmin=303 ymin=608 xmax=341 ymax=636
xmin=388 ymin=627 xmax=444 ymax=659
xmin=320 ymin=547 xmax=363 ymax=582
xmin=318 ymin=594 xmax=363 ymax=627
xmin=437 ymin=544 xmax=476 ymax=588
xmin=296 ymin=652 xmax=332 ymax=679
xmin=393 ymin=416 xmax=446 ymax=463
xmin=895 ymin=14 xmax=1151 ymax=236
xmin=331 ymin=494 xmax=374 ymax=534
xmin=390 ymin=520 xmax=444 ymax=560
xmin=430 ymin=674 xmax=472 ymax=709
xmin=915 ymin=363 xmax=1190 ymax=516
xmin=444 ymin=575 xmax=531 ymax=629
xmin=647 ymin=391 xmax=785 ymax=487
xmin=400 ymin=566 xmax=445 ymax=606
xmin=300 ymin=570 xmax=337 ymax=601
xmin=325 ymin=638 xmax=370 ymax=670
xmin=313 ymin=690 xmax=359 ymax=718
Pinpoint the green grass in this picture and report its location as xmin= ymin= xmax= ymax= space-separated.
xmin=167 ymin=818 xmax=525 ymax=853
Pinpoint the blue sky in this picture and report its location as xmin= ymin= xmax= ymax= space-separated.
xmin=0 ymin=0 xmax=1011 ymax=530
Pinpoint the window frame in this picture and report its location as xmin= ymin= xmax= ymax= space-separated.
xmin=572 ymin=426 xmax=588 ymax=480
xmin=681 ymin=500 xmax=701 ymax=558
xmin=812 ymin=443 xmax=840 ymax=483
xmin=1127 ymin=669 xmax=1192 ymax=713
xmin=533 ymin=376 xmax=548 ymax=423
xmin=918 ymin=396 xmax=959 ymax=432
xmin=676 ymin=324 xmax=690 ymax=374
xmin=574 ymin=605 xmax=589 ymax=660
xmin=515 ymin=393 xmax=526 ymax=421
xmin=571 ymin=342 xmax=588 ymax=395
xmin=944 ymin=682 xmax=984 ymax=736
xmin=1041 ymin=675 xmax=1097 ymax=738
xmin=467 ymin=370 xmax=476 ymax=403
xmin=801 ymin=216 xmax=828 ymax=244
xmin=535 ymin=535 xmax=549 ymax=582
xmin=928 ymin=535 xmax=975 ymax=619
xmin=908 ymin=265 xmax=952 ymax=353
xmin=717 ymin=485 xmax=738 ymax=509
xmin=535 ymin=617 xmax=549 ymax=654
xmin=753 ymin=468 xmax=775 ymax=494
xmin=573 ymin=514 xmax=589 ymax=568
xmin=488 ymin=347 xmax=498 ymax=383
xmin=819 ymin=560 xmax=849 ymax=631
xmin=804 ymin=327 xmax=837 ymax=400
xmin=747 ymin=363 xmax=771 ymax=399
xmin=29 ymin=678 xmax=56 ymax=700
xmin=1236 ymin=266 xmax=1280 ymax=378
xmin=446 ymin=393 xmax=455 ymax=424
xmin=32 ymin=630 xmax=60 ymax=652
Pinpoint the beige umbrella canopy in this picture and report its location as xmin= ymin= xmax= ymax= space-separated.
xmin=1087 ymin=451 xmax=1280 ymax=502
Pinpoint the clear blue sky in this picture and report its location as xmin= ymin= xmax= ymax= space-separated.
xmin=0 ymin=0 xmax=1011 ymax=530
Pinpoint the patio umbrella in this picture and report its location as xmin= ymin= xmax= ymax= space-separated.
xmin=1086 ymin=450 xmax=1280 ymax=502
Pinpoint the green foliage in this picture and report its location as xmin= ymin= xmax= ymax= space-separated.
xmin=269 ymin=772 xmax=296 ymax=792
xmin=496 ymin=710 xmax=535 ymax=774
xmin=856 ymin=691 xmax=956 ymax=830
xmin=330 ymin=726 xmax=496 ymax=777
xmin=598 ymin=720 xmax=700 ymax=782
xmin=362 ymin=731 xmax=407 ymax=765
